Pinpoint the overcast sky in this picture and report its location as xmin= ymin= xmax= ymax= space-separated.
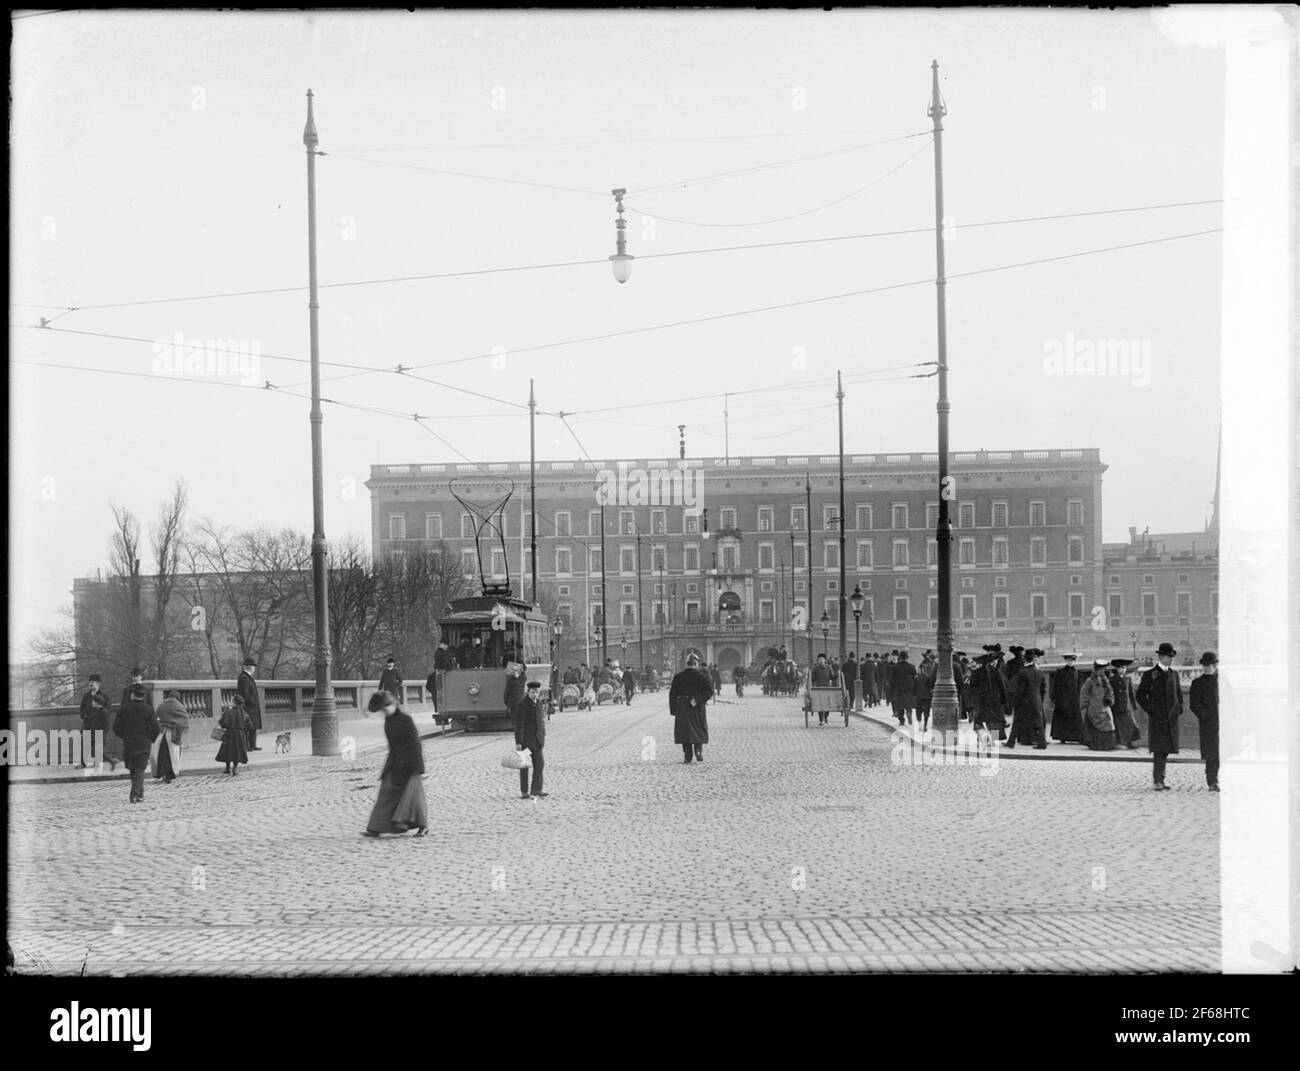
xmin=12 ymin=9 xmax=1249 ymax=656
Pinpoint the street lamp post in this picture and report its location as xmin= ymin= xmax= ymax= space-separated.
xmin=820 ymin=610 xmax=830 ymax=660
xmin=1132 ymin=632 xmax=1138 ymax=661
xmin=926 ymin=60 xmax=960 ymax=737
xmin=851 ymin=583 xmax=865 ymax=709
xmin=303 ymin=89 xmax=337 ymax=756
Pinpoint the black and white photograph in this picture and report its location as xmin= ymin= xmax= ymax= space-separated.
xmin=7 ymin=5 xmax=1297 ymax=1036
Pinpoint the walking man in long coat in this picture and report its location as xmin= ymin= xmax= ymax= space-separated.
xmin=891 ymin=651 xmax=917 ymax=727
xmin=78 ymin=673 xmax=112 ymax=769
xmin=1136 ymin=642 xmax=1183 ymax=791
xmin=113 ymin=685 xmax=160 ymax=804
xmin=1188 ymin=650 xmax=1219 ymax=792
xmin=669 ymin=653 xmax=714 ymax=763
xmin=237 ymin=657 xmax=263 ymax=751
xmin=1006 ymin=648 xmax=1048 ymax=749
xmin=860 ymin=654 xmax=877 ymax=708
xmin=1049 ymin=653 xmax=1084 ymax=743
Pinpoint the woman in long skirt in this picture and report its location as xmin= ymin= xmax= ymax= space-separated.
xmin=1108 ymin=660 xmax=1142 ymax=750
xmin=363 ymin=690 xmax=428 ymax=838
xmin=1080 ymin=659 xmax=1117 ymax=751
xmin=215 ymin=695 xmax=252 ymax=775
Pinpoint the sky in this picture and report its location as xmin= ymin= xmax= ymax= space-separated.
xmin=11 ymin=9 xmax=1252 ymax=657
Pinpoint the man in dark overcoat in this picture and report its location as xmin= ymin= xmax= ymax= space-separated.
xmin=120 ymin=667 xmax=146 ymax=708
xmin=513 ymin=678 xmax=547 ymax=799
xmin=112 ymin=685 xmax=160 ymax=804
xmin=669 ymin=653 xmax=714 ymax=763
xmin=1006 ymin=648 xmax=1048 ymax=749
xmin=427 ymin=639 xmax=455 ymax=712
xmin=860 ymin=654 xmax=878 ymax=707
xmin=1049 ymin=653 xmax=1084 ymax=743
xmin=237 ymin=657 xmax=262 ymax=750
xmin=891 ymin=651 xmax=917 ymax=727
xmin=379 ymin=656 xmax=403 ymax=699
xmin=970 ymin=654 xmax=1009 ymax=741
xmin=1189 ymin=651 xmax=1219 ymax=791
xmin=78 ymin=673 xmax=112 ymax=769
xmin=1136 ymin=642 xmax=1183 ymax=790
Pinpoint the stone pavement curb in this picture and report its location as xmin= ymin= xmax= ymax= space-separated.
xmin=5 ymin=709 xmax=452 ymax=786
xmin=849 ymin=704 xmax=1200 ymax=762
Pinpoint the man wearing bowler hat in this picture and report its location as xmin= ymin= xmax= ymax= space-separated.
xmin=1188 ymin=651 xmax=1220 ymax=792
xmin=513 ymin=679 xmax=548 ymax=799
xmin=670 ymin=652 xmax=714 ymax=762
xmin=1136 ymin=642 xmax=1183 ymax=790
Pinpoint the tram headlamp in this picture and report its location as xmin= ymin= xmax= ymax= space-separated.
xmin=466 ymin=681 xmax=481 ymax=696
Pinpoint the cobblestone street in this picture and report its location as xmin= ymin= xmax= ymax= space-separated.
xmin=8 ymin=694 xmax=1221 ymax=974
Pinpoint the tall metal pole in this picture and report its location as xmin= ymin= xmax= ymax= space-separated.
xmin=636 ymin=532 xmax=644 ymax=669
xmin=303 ymin=90 xmax=337 ymax=756
xmin=928 ymin=60 xmax=959 ymax=736
xmin=789 ymin=528 xmax=796 ymax=653
xmin=529 ymin=379 xmax=538 ymax=605
xmin=599 ymin=502 xmax=608 ymax=667
xmin=837 ymin=371 xmax=847 ymax=667
xmin=805 ymin=474 xmax=814 ymax=670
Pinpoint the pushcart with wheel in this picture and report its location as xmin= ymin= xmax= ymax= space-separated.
xmin=803 ymin=678 xmax=850 ymax=727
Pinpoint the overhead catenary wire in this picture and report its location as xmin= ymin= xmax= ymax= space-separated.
xmin=13 ymin=197 xmax=1224 ymax=316
xmin=625 ymin=137 xmax=935 ymax=227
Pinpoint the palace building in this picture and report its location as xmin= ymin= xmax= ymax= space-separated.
xmin=364 ymin=446 xmax=1216 ymax=675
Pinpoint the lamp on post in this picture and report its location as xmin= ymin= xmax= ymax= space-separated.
xmin=851 ymin=583 xmax=865 ymax=708
xmin=1131 ymin=631 xmax=1137 ymax=661
xmin=820 ymin=610 xmax=830 ymax=659
xmin=609 ymin=188 xmax=634 ymax=284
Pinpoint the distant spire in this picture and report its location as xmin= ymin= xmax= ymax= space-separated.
xmin=303 ymin=89 xmax=318 ymax=149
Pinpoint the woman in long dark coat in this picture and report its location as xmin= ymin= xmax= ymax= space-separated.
xmin=364 ymin=690 xmax=428 ymax=837
xmin=970 ymin=655 xmax=1009 ymax=740
xmin=215 ymin=696 xmax=252 ymax=775
xmin=669 ymin=654 xmax=714 ymax=763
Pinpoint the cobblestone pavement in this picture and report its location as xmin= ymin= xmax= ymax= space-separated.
xmin=7 ymin=693 xmax=1221 ymax=974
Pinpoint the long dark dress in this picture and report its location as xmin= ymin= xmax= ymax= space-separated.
xmin=367 ymin=709 xmax=428 ymax=834
xmin=971 ymin=665 xmax=1008 ymax=730
xmin=215 ymin=707 xmax=251 ymax=766
xmin=1049 ymin=666 xmax=1084 ymax=743
xmin=669 ymin=668 xmax=714 ymax=745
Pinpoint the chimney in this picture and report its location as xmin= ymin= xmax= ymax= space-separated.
xmin=1128 ymin=526 xmax=1137 ymax=544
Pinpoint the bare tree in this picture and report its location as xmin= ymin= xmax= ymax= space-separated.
xmin=107 ymin=504 xmax=146 ymax=671
xmin=149 ymin=481 xmax=189 ymax=676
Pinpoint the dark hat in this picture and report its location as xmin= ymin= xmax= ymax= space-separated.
xmin=230 ymin=694 xmax=245 ymax=707
xmin=1024 ymin=648 xmax=1044 ymax=659
xmin=1008 ymin=645 xmax=1024 ymax=655
xmin=955 ymin=651 xmax=967 ymax=658
xmin=983 ymin=643 xmax=1002 ymax=654
xmin=898 ymin=651 xmax=909 ymax=660
xmin=1110 ymin=658 xmax=1134 ymax=668
xmin=243 ymin=656 xmax=257 ymax=667
xmin=367 ymin=690 xmax=397 ymax=713
xmin=1199 ymin=651 xmax=1218 ymax=666
xmin=1062 ymin=653 xmax=1078 ymax=661
xmin=1156 ymin=642 xmax=1177 ymax=657
xmin=130 ymin=667 xmax=143 ymax=676
xmin=526 ymin=680 xmax=542 ymax=690
xmin=385 ymin=656 xmax=395 ymax=663
xmin=816 ymin=652 xmax=827 ymax=660
xmin=88 ymin=673 xmax=102 ymax=682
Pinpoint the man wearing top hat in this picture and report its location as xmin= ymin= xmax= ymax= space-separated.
xmin=1188 ymin=651 xmax=1219 ymax=791
xmin=237 ymin=657 xmax=263 ymax=751
xmin=1108 ymin=659 xmax=1141 ymax=749
xmin=1049 ymin=653 xmax=1085 ymax=744
xmin=1136 ymin=642 xmax=1183 ymax=790
xmin=1006 ymin=648 xmax=1048 ymax=749
xmin=669 ymin=652 xmax=714 ymax=763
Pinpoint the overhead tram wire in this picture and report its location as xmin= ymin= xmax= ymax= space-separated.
xmin=624 ymin=137 xmax=935 ymax=228
xmin=22 ymin=226 xmax=1224 ymax=395
xmin=329 ymin=127 xmax=928 ymax=152
xmin=15 ymin=197 xmax=1224 ymax=317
